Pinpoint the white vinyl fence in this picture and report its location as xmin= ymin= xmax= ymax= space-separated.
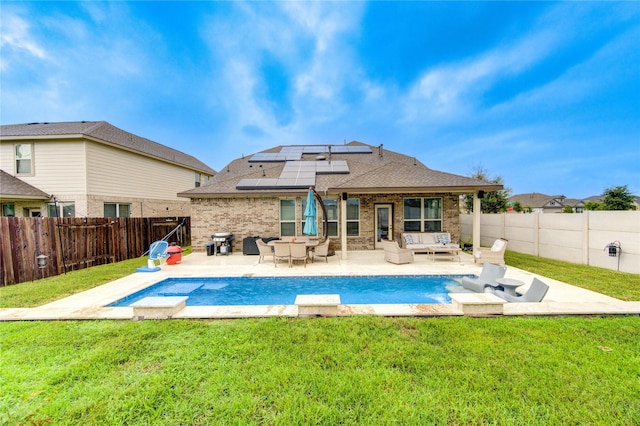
xmin=460 ymin=211 xmax=639 ymax=274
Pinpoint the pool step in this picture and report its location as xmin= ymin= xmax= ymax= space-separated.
xmin=295 ymin=294 xmax=341 ymax=317
xmin=131 ymin=296 xmax=188 ymax=320
xmin=449 ymin=293 xmax=506 ymax=316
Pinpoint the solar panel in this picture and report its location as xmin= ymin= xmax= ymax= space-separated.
xmin=249 ymin=152 xmax=302 ymax=162
xmin=237 ymin=158 xmax=351 ymax=190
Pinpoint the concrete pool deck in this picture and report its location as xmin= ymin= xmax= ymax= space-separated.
xmin=1 ymin=250 xmax=638 ymax=320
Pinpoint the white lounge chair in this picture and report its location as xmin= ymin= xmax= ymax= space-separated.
xmin=474 ymin=238 xmax=508 ymax=265
xmin=494 ymin=278 xmax=549 ymax=303
xmin=461 ymin=263 xmax=507 ymax=293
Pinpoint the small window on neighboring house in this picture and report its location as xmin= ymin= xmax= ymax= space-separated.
xmin=195 ymin=172 xmax=201 ymax=188
xmin=2 ymin=203 xmax=15 ymax=217
xmin=280 ymin=199 xmax=296 ymax=236
xmin=15 ymin=144 xmax=33 ymax=175
xmin=104 ymin=203 xmax=131 ymax=218
xmin=47 ymin=202 xmax=76 ymax=218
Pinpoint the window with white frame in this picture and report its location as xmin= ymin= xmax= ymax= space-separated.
xmin=346 ymin=198 xmax=360 ymax=236
xmin=104 ymin=203 xmax=131 ymax=218
xmin=47 ymin=202 xmax=76 ymax=218
xmin=323 ymin=199 xmax=338 ymax=237
xmin=280 ymin=199 xmax=296 ymax=236
xmin=15 ymin=144 xmax=33 ymax=175
xmin=403 ymin=197 xmax=442 ymax=232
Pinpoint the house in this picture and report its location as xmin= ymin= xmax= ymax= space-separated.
xmin=0 ymin=121 xmax=216 ymax=218
xmin=507 ymin=193 xmax=567 ymax=214
xmin=178 ymin=142 xmax=502 ymax=254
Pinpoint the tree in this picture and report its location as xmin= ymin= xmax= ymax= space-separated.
xmin=584 ymin=201 xmax=603 ymax=211
xmin=463 ymin=166 xmax=510 ymax=213
xmin=602 ymin=185 xmax=636 ymax=210
xmin=562 ymin=206 xmax=574 ymax=213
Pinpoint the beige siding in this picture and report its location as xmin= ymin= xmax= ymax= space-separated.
xmin=86 ymin=142 xmax=196 ymax=200
xmin=0 ymin=140 xmax=87 ymax=195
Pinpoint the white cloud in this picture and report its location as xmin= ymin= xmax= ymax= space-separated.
xmin=0 ymin=10 xmax=46 ymax=70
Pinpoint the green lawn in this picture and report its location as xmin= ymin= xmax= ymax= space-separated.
xmin=1 ymin=251 xmax=639 ymax=424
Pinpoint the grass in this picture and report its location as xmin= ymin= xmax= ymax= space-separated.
xmin=2 ymin=316 xmax=639 ymax=425
xmin=505 ymin=251 xmax=640 ymax=302
xmin=0 ymin=247 xmax=192 ymax=308
xmin=1 ymin=250 xmax=638 ymax=424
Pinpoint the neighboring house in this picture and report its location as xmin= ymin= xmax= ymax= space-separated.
xmin=178 ymin=142 xmax=502 ymax=253
xmin=0 ymin=121 xmax=216 ymax=218
xmin=507 ymin=193 xmax=567 ymax=213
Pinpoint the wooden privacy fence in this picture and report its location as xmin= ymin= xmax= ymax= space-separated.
xmin=0 ymin=217 xmax=190 ymax=286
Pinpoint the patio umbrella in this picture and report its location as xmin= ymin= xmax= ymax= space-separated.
xmin=303 ymin=190 xmax=318 ymax=235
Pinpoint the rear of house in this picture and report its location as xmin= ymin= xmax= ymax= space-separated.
xmin=179 ymin=142 xmax=501 ymax=254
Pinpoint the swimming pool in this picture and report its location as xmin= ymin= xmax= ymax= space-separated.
xmin=108 ymin=275 xmax=469 ymax=307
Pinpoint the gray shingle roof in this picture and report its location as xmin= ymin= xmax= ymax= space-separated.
xmin=0 ymin=169 xmax=50 ymax=199
xmin=0 ymin=121 xmax=216 ymax=175
xmin=179 ymin=141 xmax=502 ymax=197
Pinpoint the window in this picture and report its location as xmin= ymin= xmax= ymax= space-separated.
xmin=195 ymin=172 xmax=201 ymax=188
xmin=280 ymin=199 xmax=296 ymax=236
xmin=323 ymin=199 xmax=338 ymax=237
xmin=104 ymin=203 xmax=131 ymax=218
xmin=346 ymin=198 xmax=360 ymax=236
xmin=15 ymin=144 xmax=33 ymax=175
xmin=404 ymin=197 xmax=442 ymax=232
xmin=2 ymin=203 xmax=15 ymax=217
xmin=47 ymin=202 xmax=76 ymax=218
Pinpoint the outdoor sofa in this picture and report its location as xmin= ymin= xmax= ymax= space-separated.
xmin=401 ymin=232 xmax=460 ymax=260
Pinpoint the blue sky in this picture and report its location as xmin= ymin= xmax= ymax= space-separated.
xmin=2 ymin=1 xmax=639 ymax=199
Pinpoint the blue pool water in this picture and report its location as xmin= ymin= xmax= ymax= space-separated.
xmin=108 ymin=275 xmax=469 ymax=307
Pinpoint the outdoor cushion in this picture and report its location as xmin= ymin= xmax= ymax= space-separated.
xmin=437 ymin=233 xmax=451 ymax=245
xmin=404 ymin=234 xmax=414 ymax=245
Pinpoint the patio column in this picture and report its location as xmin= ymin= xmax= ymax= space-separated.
xmin=472 ymin=192 xmax=482 ymax=255
xmin=341 ymin=196 xmax=348 ymax=259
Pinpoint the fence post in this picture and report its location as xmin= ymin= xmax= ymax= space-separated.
xmin=533 ymin=213 xmax=540 ymax=257
xmin=583 ymin=211 xmax=590 ymax=266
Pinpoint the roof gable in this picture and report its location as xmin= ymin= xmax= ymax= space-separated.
xmin=0 ymin=121 xmax=216 ymax=175
xmin=0 ymin=170 xmax=50 ymax=199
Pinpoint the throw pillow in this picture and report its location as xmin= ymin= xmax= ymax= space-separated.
xmin=438 ymin=233 xmax=451 ymax=245
xmin=404 ymin=234 xmax=414 ymax=244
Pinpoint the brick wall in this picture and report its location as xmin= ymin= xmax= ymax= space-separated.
xmin=190 ymin=193 xmax=461 ymax=252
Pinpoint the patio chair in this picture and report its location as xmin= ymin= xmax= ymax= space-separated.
xmin=382 ymin=240 xmax=414 ymax=264
xmin=473 ymin=238 xmax=508 ymax=265
xmin=256 ymin=239 xmax=274 ymax=264
xmin=494 ymin=277 xmax=549 ymax=303
xmin=289 ymin=242 xmax=308 ymax=267
xmin=461 ymin=263 xmax=507 ymax=293
xmin=273 ymin=241 xmax=291 ymax=267
xmin=311 ymin=239 xmax=330 ymax=263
